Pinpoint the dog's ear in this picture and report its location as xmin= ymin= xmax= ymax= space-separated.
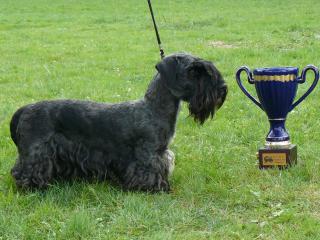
xmin=155 ymin=56 xmax=178 ymax=87
xmin=188 ymin=61 xmax=215 ymax=81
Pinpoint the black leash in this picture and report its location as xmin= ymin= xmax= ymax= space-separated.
xmin=147 ymin=0 xmax=165 ymax=59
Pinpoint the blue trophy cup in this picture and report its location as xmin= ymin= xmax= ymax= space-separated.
xmin=236 ymin=65 xmax=319 ymax=168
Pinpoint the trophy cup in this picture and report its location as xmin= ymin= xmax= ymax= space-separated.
xmin=236 ymin=65 xmax=319 ymax=168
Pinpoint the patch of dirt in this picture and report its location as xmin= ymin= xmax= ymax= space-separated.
xmin=208 ymin=40 xmax=238 ymax=49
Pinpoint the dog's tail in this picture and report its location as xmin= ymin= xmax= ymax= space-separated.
xmin=10 ymin=106 xmax=27 ymax=145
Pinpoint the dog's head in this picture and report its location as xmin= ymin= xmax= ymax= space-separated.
xmin=156 ymin=53 xmax=227 ymax=124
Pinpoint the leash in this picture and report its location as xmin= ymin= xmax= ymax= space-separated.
xmin=147 ymin=0 xmax=165 ymax=59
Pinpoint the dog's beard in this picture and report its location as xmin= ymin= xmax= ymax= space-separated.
xmin=188 ymin=91 xmax=217 ymax=124
xmin=188 ymin=85 xmax=227 ymax=124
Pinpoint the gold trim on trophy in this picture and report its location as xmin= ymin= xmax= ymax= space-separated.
xmin=254 ymin=74 xmax=296 ymax=82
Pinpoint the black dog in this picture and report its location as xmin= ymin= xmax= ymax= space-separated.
xmin=10 ymin=53 xmax=227 ymax=192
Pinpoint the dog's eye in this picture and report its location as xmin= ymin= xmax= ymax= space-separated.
xmin=183 ymin=83 xmax=193 ymax=91
xmin=188 ymin=68 xmax=195 ymax=75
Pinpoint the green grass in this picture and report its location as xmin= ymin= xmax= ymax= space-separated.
xmin=1 ymin=0 xmax=320 ymax=239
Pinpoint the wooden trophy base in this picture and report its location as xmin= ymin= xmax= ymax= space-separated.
xmin=257 ymin=144 xmax=297 ymax=169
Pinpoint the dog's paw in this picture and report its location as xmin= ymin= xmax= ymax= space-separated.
xmin=155 ymin=174 xmax=170 ymax=193
xmin=124 ymin=171 xmax=170 ymax=193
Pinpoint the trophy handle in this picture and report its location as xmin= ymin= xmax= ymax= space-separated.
xmin=290 ymin=65 xmax=319 ymax=111
xmin=235 ymin=66 xmax=263 ymax=109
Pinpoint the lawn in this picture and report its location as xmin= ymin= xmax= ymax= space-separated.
xmin=1 ymin=0 xmax=320 ymax=239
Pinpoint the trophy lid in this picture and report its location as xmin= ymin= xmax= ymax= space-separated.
xmin=253 ymin=67 xmax=298 ymax=76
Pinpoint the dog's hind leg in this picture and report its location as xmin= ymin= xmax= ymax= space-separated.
xmin=11 ymin=143 xmax=54 ymax=189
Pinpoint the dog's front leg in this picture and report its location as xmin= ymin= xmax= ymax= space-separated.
xmin=123 ymin=144 xmax=170 ymax=193
xmin=162 ymin=149 xmax=175 ymax=176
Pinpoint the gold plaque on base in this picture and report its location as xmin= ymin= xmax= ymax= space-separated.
xmin=257 ymin=144 xmax=297 ymax=169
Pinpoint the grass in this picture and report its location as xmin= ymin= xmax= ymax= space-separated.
xmin=1 ymin=0 xmax=320 ymax=239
